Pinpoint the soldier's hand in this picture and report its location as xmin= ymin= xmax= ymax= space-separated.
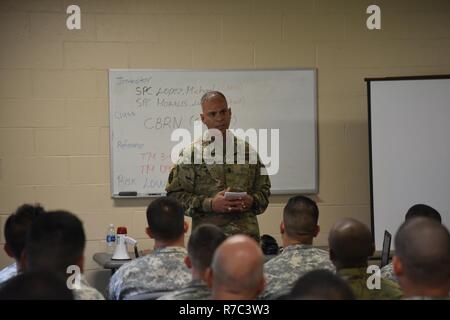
xmin=212 ymin=188 xmax=240 ymax=213
xmin=212 ymin=189 xmax=253 ymax=213
xmin=227 ymin=194 xmax=253 ymax=213
xmin=241 ymin=194 xmax=254 ymax=211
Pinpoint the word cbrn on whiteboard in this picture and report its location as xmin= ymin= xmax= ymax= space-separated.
xmin=109 ymin=69 xmax=317 ymax=197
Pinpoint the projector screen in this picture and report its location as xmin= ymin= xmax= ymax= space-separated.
xmin=367 ymin=75 xmax=450 ymax=250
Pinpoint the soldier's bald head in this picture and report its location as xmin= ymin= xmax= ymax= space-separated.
xmin=200 ymin=91 xmax=227 ymax=110
xmin=328 ymin=218 xmax=374 ymax=268
xmin=211 ymin=235 xmax=264 ymax=295
xmin=395 ymin=217 xmax=450 ymax=287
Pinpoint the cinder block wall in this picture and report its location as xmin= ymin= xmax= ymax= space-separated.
xmin=1 ymin=0 xmax=450 ymax=288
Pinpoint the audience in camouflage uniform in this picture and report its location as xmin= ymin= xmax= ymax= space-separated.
xmin=108 ymin=197 xmax=190 ymax=300
xmin=207 ymin=235 xmax=265 ymax=300
xmin=0 ymin=204 xmax=44 ymax=285
xmin=158 ymin=224 xmax=226 ymax=300
xmin=25 ymin=210 xmax=104 ymax=300
xmin=261 ymin=195 xmax=335 ymax=299
xmin=393 ymin=217 xmax=450 ymax=300
xmin=381 ymin=204 xmax=442 ymax=283
xmin=329 ymin=218 xmax=403 ymax=300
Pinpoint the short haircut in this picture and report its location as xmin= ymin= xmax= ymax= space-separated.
xmin=187 ymin=224 xmax=226 ymax=272
xmin=405 ymin=204 xmax=441 ymax=223
xmin=328 ymin=219 xmax=373 ymax=267
xmin=26 ymin=210 xmax=86 ymax=273
xmin=4 ymin=204 xmax=45 ymax=259
xmin=0 ymin=271 xmax=73 ymax=300
xmin=395 ymin=217 xmax=450 ymax=287
xmin=200 ymin=91 xmax=228 ymax=107
xmin=146 ymin=197 xmax=185 ymax=241
xmin=286 ymin=270 xmax=355 ymax=300
xmin=283 ymin=195 xmax=319 ymax=238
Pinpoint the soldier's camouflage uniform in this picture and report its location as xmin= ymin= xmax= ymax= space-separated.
xmin=261 ymin=244 xmax=335 ymax=299
xmin=72 ymin=275 xmax=105 ymax=300
xmin=0 ymin=263 xmax=17 ymax=285
xmin=157 ymin=279 xmax=211 ymax=300
xmin=382 ymin=263 xmax=450 ymax=299
xmin=380 ymin=262 xmax=398 ymax=283
xmin=338 ymin=267 xmax=403 ymax=300
xmin=108 ymin=246 xmax=190 ymax=300
xmin=166 ymin=135 xmax=271 ymax=242
xmin=403 ymin=296 xmax=449 ymax=300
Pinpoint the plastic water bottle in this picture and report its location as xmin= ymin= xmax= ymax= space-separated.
xmin=106 ymin=224 xmax=116 ymax=254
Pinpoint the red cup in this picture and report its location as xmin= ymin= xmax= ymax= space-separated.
xmin=117 ymin=226 xmax=127 ymax=235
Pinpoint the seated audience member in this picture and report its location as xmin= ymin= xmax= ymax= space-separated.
xmin=381 ymin=204 xmax=442 ymax=283
xmin=284 ymin=269 xmax=355 ymax=300
xmin=0 ymin=271 xmax=73 ymax=300
xmin=328 ymin=218 xmax=402 ymax=299
xmin=206 ymin=235 xmax=265 ymax=300
xmin=393 ymin=217 xmax=450 ymax=299
xmin=261 ymin=195 xmax=334 ymax=299
xmin=25 ymin=210 xmax=104 ymax=300
xmin=0 ymin=204 xmax=44 ymax=285
xmin=109 ymin=197 xmax=191 ymax=300
xmin=158 ymin=224 xmax=226 ymax=300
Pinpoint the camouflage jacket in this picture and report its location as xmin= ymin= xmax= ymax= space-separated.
xmin=338 ymin=267 xmax=403 ymax=300
xmin=166 ymin=135 xmax=271 ymax=241
xmin=261 ymin=244 xmax=335 ymax=299
xmin=403 ymin=295 xmax=449 ymax=300
xmin=108 ymin=246 xmax=190 ymax=300
xmin=380 ymin=262 xmax=399 ymax=284
xmin=157 ymin=279 xmax=211 ymax=300
xmin=72 ymin=275 xmax=105 ymax=300
xmin=0 ymin=263 xmax=17 ymax=285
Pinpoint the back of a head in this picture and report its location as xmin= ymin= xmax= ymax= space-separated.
xmin=4 ymin=204 xmax=45 ymax=260
xmin=0 ymin=271 xmax=74 ymax=300
xmin=146 ymin=197 xmax=185 ymax=241
xmin=188 ymin=224 xmax=226 ymax=272
xmin=328 ymin=218 xmax=374 ymax=268
xmin=26 ymin=210 xmax=85 ymax=274
xmin=405 ymin=204 xmax=442 ymax=223
xmin=287 ymin=270 xmax=355 ymax=300
xmin=395 ymin=217 xmax=450 ymax=287
xmin=283 ymin=195 xmax=319 ymax=239
xmin=211 ymin=235 xmax=264 ymax=296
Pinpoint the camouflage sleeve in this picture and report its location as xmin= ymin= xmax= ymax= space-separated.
xmin=165 ymin=164 xmax=208 ymax=219
xmin=251 ymin=158 xmax=271 ymax=215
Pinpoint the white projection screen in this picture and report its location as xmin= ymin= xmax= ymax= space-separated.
xmin=367 ymin=75 xmax=450 ymax=250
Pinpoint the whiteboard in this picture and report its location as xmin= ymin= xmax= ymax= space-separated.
xmin=109 ymin=69 xmax=317 ymax=197
xmin=368 ymin=76 xmax=450 ymax=250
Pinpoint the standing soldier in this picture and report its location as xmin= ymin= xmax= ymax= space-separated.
xmin=166 ymin=91 xmax=271 ymax=242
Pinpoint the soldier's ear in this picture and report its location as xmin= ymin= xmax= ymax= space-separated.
xmin=76 ymin=255 xmax=85 ymax=273
xmin=279 ymin=222 xmax=284 ymax=234
xmin=313 ymin=225 xmax=320 ymax=237
xmin=393 ymin=256 xmax=404 ymax=277
xmin=256 ymin=276 xmax=266 ymax=297
xmin=184 ymin=256 xmax=192 ymax=269
xmin=329 ymin=249 xmax=336 ymax=264
xmin=4 ymin=244 xmax=14 ymax=258
xmin=183 ymin=221 xmax=189 ymax=234
xmin=204 ymin=267 xmax=213 ymax=289
xmin=145 ymin=227 xmax=154 ymax=239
